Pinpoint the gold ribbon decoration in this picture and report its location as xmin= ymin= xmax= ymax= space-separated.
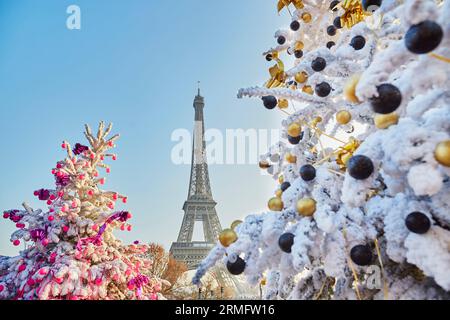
xmin=265 ymin=54 xmax=287 ymax=88
xmin=340 ymin=0 xmax=370 ymax=28
xmin=335 ymin=137 xmax=360 ymax=169
xmin=277 ymin=0 xmax=304 ymax=13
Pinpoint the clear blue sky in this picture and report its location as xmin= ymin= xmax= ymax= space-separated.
xmin=0 ymin=0 xmax=285 ymax=255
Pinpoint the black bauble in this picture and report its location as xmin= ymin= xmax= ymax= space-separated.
xmin=277 ymin=36 xmax=286 ymax=45
xmin=300 ymin=164 xmax=316 ymax=181
xmin=280 ymin=181 xmax=291 ymax=192
xmin=290 ymin=20 xmax=300 ymax=31
xmin=315 ymin=82 xmax=332 ymax=97
xmin=369 ymin=83 xmax=402 ymax=114
xmin=278 ymin=233 xmax=295 ymax=253
xmin=406 ymin=212 xmax=431 ymax=234
xmin=265 ymin=53 xmax=273 ymax=61
xmin=327 ymin=25 xmax=337 ymax=36
xmin=350 ymin=35 xmax=366 ymax=50
xmin=327 ymin=41 xmax=335 ymax=49
xmin=262 ymin=96 xmax=278 ymax=109
xmin=288 ymin=133 xmax=303 ymax=145
xmin=350 ymin=245 xmax=373 ymax=266
xmin=330 ymin=0 xmax=340 ymax=11
xmin=311 ymin=57 xmax=326 ymax=72
xmin=333 ymin=16 xmax=342 ymax=29
xmin=347 ymin=155 xmax=374 ymax=180
xmin=294 ymin=50 xmax=303 ymax=59
xmin=362 ymin=0 xmax=382 ymax=12
xmin=227 ymin=257 xmax=246 ymax=275
xmin=405 ymin=20 xmax=443 ymax=54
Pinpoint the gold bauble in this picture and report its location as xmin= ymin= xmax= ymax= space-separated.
xmin=268 ymin=197 xmax=284 ymax=211
xmin=344 ymin=74 xmax=361 ymax=103
xmin=278 ymin=99 xmax=289 ymax=109
xmin=302 ymin=85 xmax=314 ymax=95
xmin=259 ymin=160 xmax=271 ymax=169
xmin=434 ymin=140 xmax=450 ymax=167
xmin=285 ymin=153 xmax=297 ymax=164
xmin=374 ymin=112 xmax=399 ymax=129
xmin=296 ymin=198 xmax=316 ymax=217
xmin=260 ymin=278 xmax=267 ymax=286
xmin=295 ymin=71 xmax=308 ymax=84
xmin=302 ymin=12 xmax=312 ymax=23
xmin=287 ymin=122 xmax=302 ymax=137
xmin=294 ymin=41 xmax=304 ymax=51
xmin=275 ymin=189 xmax=283 ymax=198
xmin=336 ymin=110 xmax=352 ymax=125
xmin=278 ymin=175 xmax=284 ymax=183
xmin=219 ymin=228 xmax=238 ymax=247
xmin=230 ymin=220 xmax=243 ymax=230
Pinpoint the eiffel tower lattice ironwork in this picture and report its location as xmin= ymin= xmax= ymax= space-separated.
xmin=170 ymin=88 xmax=223 ymax=270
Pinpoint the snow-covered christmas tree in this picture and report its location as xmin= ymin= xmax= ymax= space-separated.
xmin=194 ymin=0 xmax=450 ymax=299
xmin=0 ymin=122 xmax=163 ymax=300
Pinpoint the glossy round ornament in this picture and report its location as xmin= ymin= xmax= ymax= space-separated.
xmin=434 ymin=140 xmax=450 ymax=167
xmin=350 ymin=245 xmax=373 ymax=266
xmin=278 ymin=233 xmax=295 ymax=253
xmin=227 ymin=257 xmax=246 ymax=275
xmin=370 ymin=84 xmax=402 ymax=114
xmin=296 ymin=198 xmax=316 ymax=217
xmin=347 ymin=155 xmax=374 ymax=180
xmin=268 ymin=197 xmax=284 ymax=211
xmin=219 ymin=229 xmax=238 ymax=247
xmin=405 ymin=212 xmax=431 ymax=234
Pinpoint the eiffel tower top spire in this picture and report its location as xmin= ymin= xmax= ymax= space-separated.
xmin=188 ymin=87 xmax=213 ymax=200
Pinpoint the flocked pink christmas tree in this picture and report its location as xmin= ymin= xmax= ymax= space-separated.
xmin=0 ymin=122 xmax=162 ymax=300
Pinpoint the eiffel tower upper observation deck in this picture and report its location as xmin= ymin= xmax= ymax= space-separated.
xmin=170 ymin=88 xmax=222 ymax=270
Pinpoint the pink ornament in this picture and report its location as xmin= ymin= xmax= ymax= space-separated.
xmin=61 ymin=205 xmax=68 ymax=213
xmin=127 ymin=212 xmax=132 ymax=219
xmin=106 ymin=168 xmax=111 ymax=174
xmin=56 ymin=163 xmax=62 ymax=169
xmin=0 ymin=285 xmax=4 ymax=292
xmin=127 ymin=283 xmax=135 ymax=290
xmin=39 ymin=269 xmax=47 ymax=276
xmin=125 ymin=269 xmax=132 ymax=276
xmin=95 ymin=278 xmax=103 ymax=286
xmin=113 ymin=274 xmax=119 ymax=281
xmin=90 ymin=153 xmax=95 ymax=160
xmin=18 ymin=264 xmax=26 ymax=272
xmin=92 ymin=224 xmax=98 ymax=231
xmin=87 ymin=190 xmax=94 ymax=196
xmin=41 ymin=239 xmax=49 ymax=246
xmin=100 ymin=155 xmax=105 ymax=161
xmin=61 ymin=143 xmax=66 ymax=149
xmin=70 ymin=296 xmax=79 ymax=300
xmin=49 ymin=208 xmax=55 ymax=213
xmin=3 ymin=212 xmax=9 ymax=219
xmin=47 ymin=200 xmax=52 ymax=205
xmin=99 ymin=178 xmax=105 ymax=185
xmin=54 ymin=277 xmax=63 ymax=284
xmin=27 ymin=279 xmax=35 ymax=286
xmin=56 ymin=171 xmax=63 ymax=177
xmin=33 ymin=191 xmax=39 ymax=196
xmin=112 ymin=155 xmax=117 ymax=161
xmin=123 ymin=197 xmax=128 ymax=204
xmin=127 ymin=225 xmax=132 ymax=232
xmin=16 ymin=223 xmax=25 ymax=229
xmin=94 ymin=171 xmax=99 ymax=177
xmin=62 ymin=225 xmax=69 ymax=233
xmin=71 ymin=201 xmax=77 ymax=208
xmin=48 ymin=215 xmax=55 ymax=222
xmin=150 ymin=293 xmax=158 ymax=300
xmin=49 ymin=252 xmax=57 ymax=263
xmin=58 ymin=191 xmax=64 ymax=197
xmin=12 ymin=216 xmax=21 ymax=223
xmin=120 ymin=225 xmax=125 ymax=231
xmin=108 ymin=141 xmax=114 ymax=147
xmin=50 ymin=194 xmax=56 ymax=201
xmin=113 ymin=193 xmax=118 ymax=200
xmin=78 ymin=174 xmax=85 ymax=180
xmin=108 ymin=202 xmax=115 ymax=209
xmin=13 ymin=240 xmax=20 ymax=246
xmin=51 ymin=169 xmax=56 ymax=175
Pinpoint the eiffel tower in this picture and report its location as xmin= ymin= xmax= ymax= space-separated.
xmin=170 ymin=87 xmax=223 ymax=270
